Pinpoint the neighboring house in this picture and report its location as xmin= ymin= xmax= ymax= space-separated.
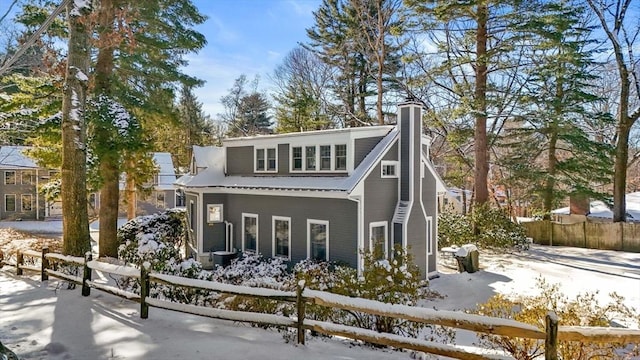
xmin=118 ymin=152 xmax=179 ymax=216
xmin=177 ymin=100 xmax=446 ymax=279
xmin=0 ymin=146 xmax=48 ymax=220
xmin=438 ymin=187 xmax=472 ymax=214
xmin=552 ymin=192 xmax=640 ymax=223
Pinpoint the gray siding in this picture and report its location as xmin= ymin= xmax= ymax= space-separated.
xmin=363 ymin=143 xmax=398 ymax=256
xmin=200 ymin=193 xmax=358 ymax=267
xmin=407 ymin=106 xmax=428 ymax=278
xmin=202 ymin=193 xmax=229 ymax=253
xmin=226 ymin=146 xmax=254 ymax=175
xmin=422 ymin=163 xmax=438 ymax=274
xmin=0 ymin=169 xmax=45 ymax=220
xmin=355 ymin=136 xmax=384 ymax=168
xmin=118 ymin=189 xmax=177 ymax=217
xmin=185 ymin=193 xmax=199 ymax=251
xmin=400 ymin=107 xmax=410 ymax=201
xmin=278 ymin=144 xmax=289 ymax=175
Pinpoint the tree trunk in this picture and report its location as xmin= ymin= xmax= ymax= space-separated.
xmin=474 ymin=2 xmax=489 ymax=206
xmin=544 ymin=129 xmax=558 ymax=220
xmin=98 ymin=159 xmax=120 ymax=257
xmin=126 ymin=162 xmax=136 ymax=220
xmin=61 ymin=1 xmax=91 ymax=256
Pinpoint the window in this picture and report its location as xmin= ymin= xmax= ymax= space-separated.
xmin=207 ymin=204 xmax=223 ymax=223
xmin=21 ymin=171 xmax=35 ymax=185
xmin=255 ymin=149 xmax=265 ymax=171
xmin=335 ymin=144 xmax=347 ymax=170
xmin=4 ymin=171 xmax=15 ymax=185
xmin=175 ymin=190 xmax=185 ymax=207
xmin=320 ymin=145 xmax=331 ymax=170
xmin=307 ymin=219 xmax=328 ymax=261
xmin=292 ymin=147 xmax=302 ymax=171
xmin=242 ymin=213 xmax=258 ymax=253
xmin=156 ymin=192 xmax=165 ymax=208
xmin=5 ymin=194 xmax=16 ymax=212
xmin=89 ymin=193 xmax=97 ymax=208
xmin=255 ymin=148 xmax=276 ymax=172
xmin=21 ymin=194 xmax=32 ymax=212
xmin=381 ymin=160 xmax=398 ymax=178
xmin=272 ymin=216 xmax=291 ymax=259
xmin=305 ymin=146 xmax=316 ymax=170
xmin=369 ymin=221 xmax=388 ymax=259
xmin=267 ymin=148 xmax=277 ymax=171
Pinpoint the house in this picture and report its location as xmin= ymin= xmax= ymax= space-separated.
xmin=438 ymin=187 xmax=472 ymax=214
xmin=0 ymin=146 xmax=49 ymax=220
xmin=118 ymin=152 xmax=179 ymax=216
xmin=176 ymin=100 xmax=446 ymax=279
xmin=552 ymin=192 xmax=640 ymax=223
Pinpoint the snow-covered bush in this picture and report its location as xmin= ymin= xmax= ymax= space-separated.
xmin=117 ymin=208 xmax=186 ymax=272
xmin=438 ymin=205 xmax=527 ymax=249
xmin=210 ymin=252 xmax=289 ymax=289
xmin=474 ymin=277 xmax=640 ymax=359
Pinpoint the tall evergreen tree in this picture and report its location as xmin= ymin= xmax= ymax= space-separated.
xmin=175 ymin=84 xmax=214 ymax=169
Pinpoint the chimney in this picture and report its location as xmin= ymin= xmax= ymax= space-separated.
xmin=398 ymin=98 xmax=424 ymax=203
xmin=569 ymin=194 xmax=590 ymax=215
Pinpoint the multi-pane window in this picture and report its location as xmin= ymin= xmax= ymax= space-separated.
xmin=308 ymin=220 xmax=328 ymax=261
xmin=305 ymin=146 xmax=316 ymax=170
xmin=4 ymin=171 xmax=16 ymax=185
xmin=292 ymin=147 xmax=302 ymax=171
xmin=21 ymin=194 xmax=32 ymax=212
xmin=320 ymin=145 xmax=331 ymax=170
xmin=21 ymin=170 xmax=35 ymax=185
xmin=335 ymin=144 xmax=347 ymax=170
xmin=267 ymin=148 xmax=276 ymax=171
xmin=255 ymin=148 xmax=276 ymax=172
xmin=381 ymin=160 xmax=398 ymax=178
xmin=370 ymin=222 xmax=388 ymax=260
xmin=255 ymin=149 xmax=265 ymax=171
xmin=243 ymin=213 xmax=258 ymax=252
xmin=5 ymin=194 xmax=16 ymax=212
xmin=273 ymin=216 xmax=290 ymax=259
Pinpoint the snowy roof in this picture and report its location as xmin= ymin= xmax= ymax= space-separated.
xmin=153 ymin=152 xmax=177 ymax=190
xmin=192 ymin=145 xmax=223 ymax=169
xmin=552 ymin=193 xmax=640 ymax=221
xmin=178 ymin=128 xmax=398 ymax=193
xmin=0 ymin=146 xmax=38 ymax=169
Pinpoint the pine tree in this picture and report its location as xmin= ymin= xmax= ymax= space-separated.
xmin=176 ymin=84 xmax=214 ymax=169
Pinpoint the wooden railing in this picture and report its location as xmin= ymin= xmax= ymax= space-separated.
xmin=2 ymin=248 xmax=640 ymax=360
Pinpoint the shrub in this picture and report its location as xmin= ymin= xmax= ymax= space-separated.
xmin=473 ymin=277 xmax=640 ymax=359
xmin=438 ymin=204 xmax=527 ymax=249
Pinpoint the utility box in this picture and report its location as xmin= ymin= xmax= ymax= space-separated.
xmin=213 ymin=251 xmax=238 ymax=267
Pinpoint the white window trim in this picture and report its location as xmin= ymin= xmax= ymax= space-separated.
xmin=290 ymin=144 xmax=348 ymax=173
xmin=272 ymin=216 xmax=291 ymax=260
xmin=21 ymin=170 xmax=34 ymax=185
xmin=20 ymin=194 xmax=33 ymax=212
xmin=307 ymin=219 xmax=329 ymax=261
xmin=369 ymin=221 xmax=388 ymax=258
xmin=427 ymin=216 xmax=433 ymax=255
xmin=206 ymin=203 xmax=224 ymax=223
xmin=381 ymin=160 xmax=399 ymax=178
xmin=156 ymin=192 xmax=165 ymax=209
xmin=5 ymin=194 xmax=16 ymax=212
xmin=242 ymin=213 xmax=259 ymax=253
xmin=4 ymin=171 xmax=16 ymax=185
xmin=254 ymin=147 xmax=278 ymax=173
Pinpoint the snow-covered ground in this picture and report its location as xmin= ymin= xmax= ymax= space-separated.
xmin=1 ymin=221 xmax=639 ymax=359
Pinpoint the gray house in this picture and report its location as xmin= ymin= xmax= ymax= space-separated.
xmin=177 ymin=100 xmax=446 ymax=279
xmin=0 ymin=146 xmax=48 ymax=220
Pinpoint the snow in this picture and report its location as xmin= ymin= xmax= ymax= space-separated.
xmin=1 ymin=221 xmax=639 ymax=359
xmin=0 ymin=146 xmax=38 ymax=169
xmin=69 ymin=90 xmax=80 ymax=122
xmin=70 ymin=0 xmax=91 ymax=16
xmin=86 ymin=260 xmax=140 ymax=278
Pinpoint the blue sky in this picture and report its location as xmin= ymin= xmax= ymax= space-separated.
xmin=188 ymin=0 xmax=322 ymax=118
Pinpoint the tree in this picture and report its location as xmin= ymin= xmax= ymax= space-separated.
xmin=221 ymin=75 xmax=272 ymax=137
xmin=175 ymin=84 xmax=215 ymax=168
xmin=586 ymin=0 xmax=640 ymax=222
xmin=271 ymin=47 xmax=334 ymax=133
xmin=61 ymin=0 xmax=91 ymax=256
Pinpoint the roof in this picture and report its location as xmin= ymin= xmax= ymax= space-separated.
xmin=153 ymin=152 xmax=177 ymax=190
xmin=552 ymin=193 xmax=640 ymax=221
xmin=0 ymin=146 xmax=38 ymax=169
xmin=178 ymin=126 xmax=447 ymax=195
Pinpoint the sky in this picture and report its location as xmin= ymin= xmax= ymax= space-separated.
xmin=186 ymin=0 xmax=322 ymax=118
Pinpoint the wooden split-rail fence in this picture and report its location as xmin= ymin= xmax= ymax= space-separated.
xmin=2 ymin=247 xmax=640 ymax=360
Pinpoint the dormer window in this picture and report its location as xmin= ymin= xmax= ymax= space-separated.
xmin=305 ymin=146 xmax=316 ymax=170
xmin=255 ymin=147 xmax=277 ymax=172
xmin=320 ymin=145 xmax=331 ymax=170
xmin=292 ymin=147 xmax=303 ymax=171
xmin=335 ymin=144 xmax=347 ymax=170
xmin=290 ymin=144 xmax=348 ymax=172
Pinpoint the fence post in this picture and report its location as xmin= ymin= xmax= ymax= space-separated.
xmin=545 ymin=311 xmax=558 ymax=360
xmin=16 ymin=251 xmax=23 ymax=276
xmin=82 ymin=252 xmax=92 ymax=297
xmin=296 ymin=280 xmax=306 ymax=345
xmin=140 ymin=263 xmax=149 ymax=319
xmin=41 ymin=246 xmax=49 ymax=281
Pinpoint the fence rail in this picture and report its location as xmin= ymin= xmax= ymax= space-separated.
xmin=2 ymin=247 xmax=640 ymax=360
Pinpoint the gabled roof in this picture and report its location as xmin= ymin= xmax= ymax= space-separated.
xmin=177 ymin=126 xmax=447 ymax=195
xmin=153 ymin=152 xmax=177 ymax=190
xmin=0 ymin=146 xmax=38 ymax=169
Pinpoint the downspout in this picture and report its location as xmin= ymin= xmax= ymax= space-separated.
xmin=348 ymin=193 xmax=363 ymax=275
xmin=35 ymin=169 xmax=39 ymax=220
